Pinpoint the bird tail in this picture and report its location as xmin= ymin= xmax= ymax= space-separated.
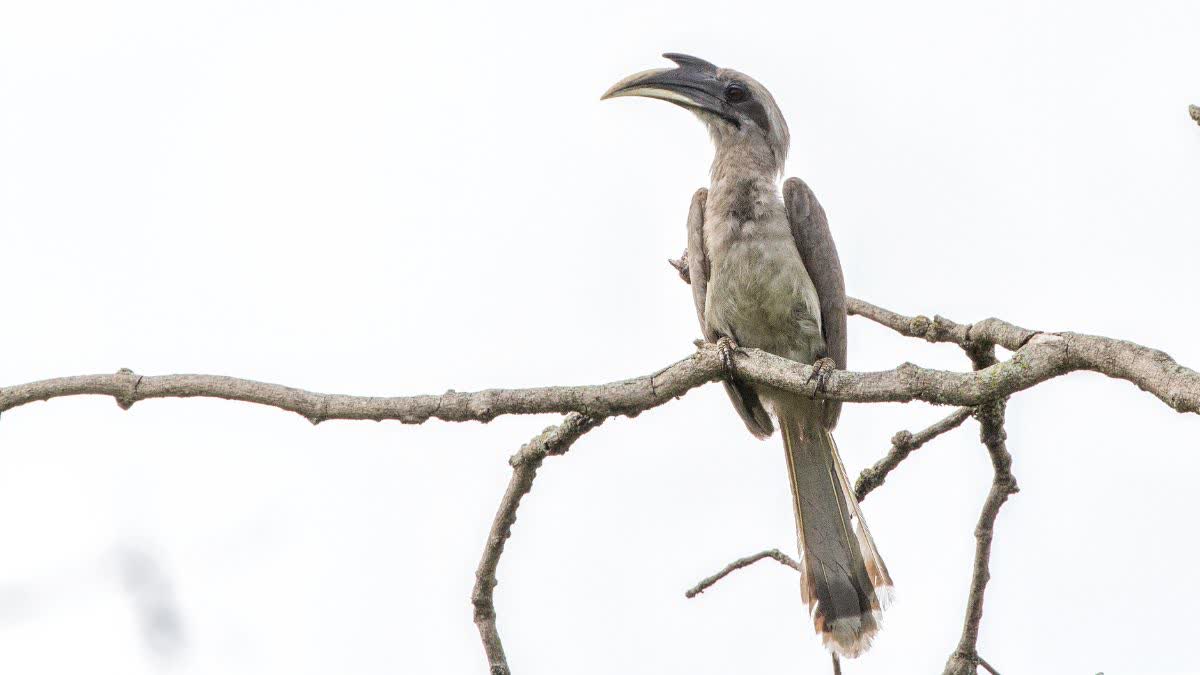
xmin=779 ymin=404 xmax=893 ymax=658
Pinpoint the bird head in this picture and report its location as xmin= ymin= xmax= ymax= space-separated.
xmin=603 ymin=53 xmax=790 ymax=177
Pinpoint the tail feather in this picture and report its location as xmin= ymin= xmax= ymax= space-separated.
xmin=780 ymin=407 xmax=893 ymax=658
xmin=829 ymin=432 xmax=894 ymax=610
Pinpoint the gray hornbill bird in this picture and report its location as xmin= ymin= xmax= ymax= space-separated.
xmin=603 ymin=54 xmax=893 ymax=658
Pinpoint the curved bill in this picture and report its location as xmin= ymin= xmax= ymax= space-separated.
xmin=601 ymin=54 xmax=734 ymax=124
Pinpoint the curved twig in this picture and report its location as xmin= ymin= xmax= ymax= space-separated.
xmin=976 ymin=655 xmax=1002 ymax=675
xmin=684 ymin=548 xmax=803 ymax=598
xmin=472 ymin=413 xmax=602 ymax=675
xmin=855 ymin=407 xmax=974 ymax=501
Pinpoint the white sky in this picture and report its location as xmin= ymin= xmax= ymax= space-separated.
xmin=2 ymin=1 xmax=1199 ymax=673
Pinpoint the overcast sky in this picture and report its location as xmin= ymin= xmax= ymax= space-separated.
xmin=2 ymin=1 xmax=1199 ymax=673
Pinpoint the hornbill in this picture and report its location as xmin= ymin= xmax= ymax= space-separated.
xmin=604 ymin=54 xmax=892 ymax=658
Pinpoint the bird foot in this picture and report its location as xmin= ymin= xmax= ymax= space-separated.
xmin=806 ymin=357 xmax=837 ymax=394
xmin=716 ymin=336 xmax=740 ymax=379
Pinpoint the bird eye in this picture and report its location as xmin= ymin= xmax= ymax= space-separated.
xmin=725 ymin=83 xmax=748 ymax=103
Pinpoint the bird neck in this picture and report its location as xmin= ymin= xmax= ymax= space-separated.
xmin=709 ymin=140 xmax=781 ymax=187
xmin=706 ymin=144 xmax=783 ymax=226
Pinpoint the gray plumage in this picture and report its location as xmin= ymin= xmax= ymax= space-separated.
xmin=605 ymin=54 xmax=892 ymax=658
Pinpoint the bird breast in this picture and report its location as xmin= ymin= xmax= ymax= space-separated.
xmin=702 ymin=187 xmax=824 ymax=364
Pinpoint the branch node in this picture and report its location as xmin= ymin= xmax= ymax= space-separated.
xmin=908 ymin=314 xmax=932 ymax=339
xmin=307 ymin=396 xmax=330 ymax=426
xmin=895 ymin=361 xmax=924 ymax=399
xmin=943 ymin=650 xmax=980 ymax=675
xmin=114 ymin=368 xmax=142 ymax=411
xmin=931 ymin=315 xmax=958 ymax=342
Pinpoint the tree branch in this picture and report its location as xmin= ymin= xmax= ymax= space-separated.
xmin=6 ymin=288 xmax=1199 ymax=672
xmin=846 ymin=297 xmax=1200 ymax=414
xmin=942 ymin=345 xmax=1018 ymax=675
xmin=0 ymin=364 xmax=714 ymax=425
xmin=5 ymin=305 xmax=1199 ymax=424
xmin=472 ymin=413 xmax=602 ymax=675
xmin=847 ymin=298 xmax=1034 ymax=351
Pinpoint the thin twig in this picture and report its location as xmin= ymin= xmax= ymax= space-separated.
xmin=831 ymin=653 xmax=842 ymax=675
xmin=684 ymin=548 xmax=803 ymax=598
xmin=976 ymin=655 xmax=1002 ymax=675
xmin=471 ymin=413 xmax=602 ymax=675
xmin=855 ymin=406 xmax=974 ymax=501
xmin=692 ymin=405 xmax=973 ymax=601
xmin=942 ymin=345 xmax=1019 ymax=675
xmin=846 ymin=298 xmax=1035 ymax=352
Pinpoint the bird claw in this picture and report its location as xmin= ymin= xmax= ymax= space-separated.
xmin=716 ymin=336 xmax=739 ymax=379
xmin=669 ymin=249 xmax=691 ymax=284
xmin=807 ymin=357 xmax=837 ymax=394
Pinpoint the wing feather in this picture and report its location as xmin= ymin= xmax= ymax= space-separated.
xmin=784 ymin=177 xmax=847 ymax=429
xmin=684 ymin=188 xmax=712 ymax=337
